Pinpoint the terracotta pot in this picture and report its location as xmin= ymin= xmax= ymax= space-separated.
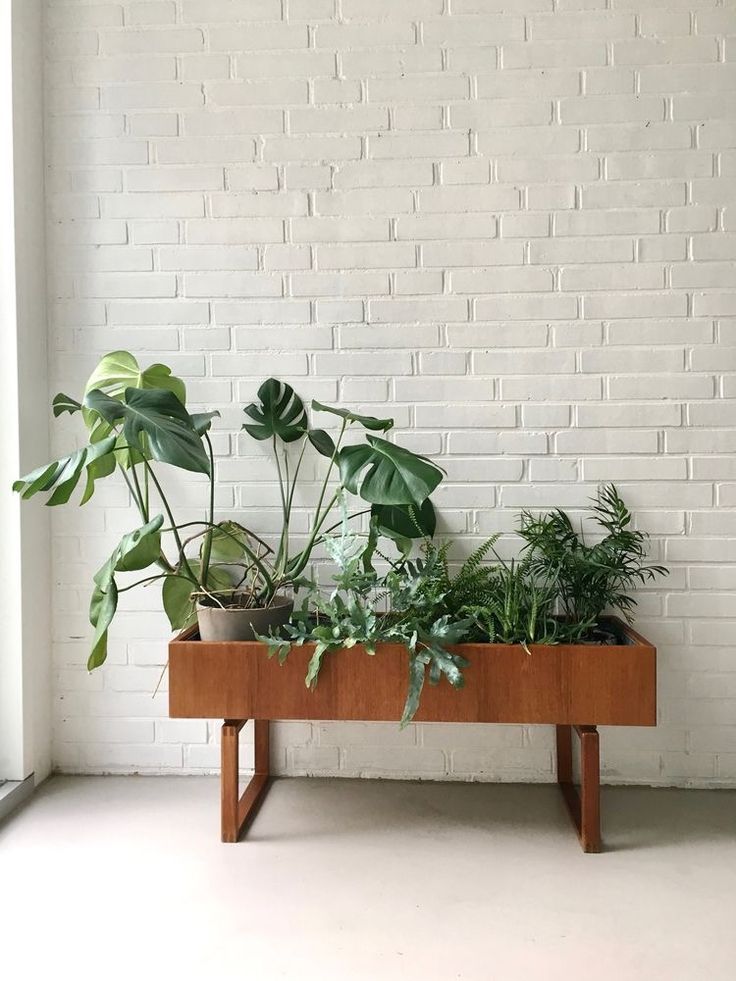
xmin=196 ymin=594 xmax=293 ymax=642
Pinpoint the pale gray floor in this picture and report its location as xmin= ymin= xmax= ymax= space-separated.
xmin=1 ymin=777 xmax=735 ymax=980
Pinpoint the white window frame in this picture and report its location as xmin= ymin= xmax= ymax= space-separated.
xmin=0 ymin=0 xmax=51 ymax=817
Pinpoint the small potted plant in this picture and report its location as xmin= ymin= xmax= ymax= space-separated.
xmin=13 ymin=351 xmax=442 ymax=661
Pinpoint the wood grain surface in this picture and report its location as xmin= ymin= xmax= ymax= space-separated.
xmin=169 ymin=617 xmax=656 ymax=727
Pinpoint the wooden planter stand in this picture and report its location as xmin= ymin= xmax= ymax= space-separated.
xmin=169 ymin=618 xmax=656 ymax=853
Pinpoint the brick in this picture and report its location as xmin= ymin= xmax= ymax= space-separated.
xmin=368 ymin=131 xmax=469 ymax=159
xmin=342 ymin=47 xmax=442 ymax=77
xmin=127 ymin=167 xmax=224 ymax=192
xmin=614 ymin=37 xmax=720 ymax=66
xmin=452 ymin=99 xmax=553 ymax=128
xmin=419 ymin=185 xmax=520 ymax=213
xmin=101 ymin=28 xmax=205 ymax=55
xmin=291 ymin=271 xmax=388 ymax=296
xmin=316 ymin=242 xmax=416 ymax=270
xmin=186 ymin=218 xmax=283 ymax=244
xmin=334 ymin=160 xmax=434 ymax=189
xmin=182 ymin=0 xmax=281 ymax=21
xmin=209 ymin=24 xmax=309 ymax=51
xmin=503 ymin=40 xmax=607 ymax=69
xmin=264 ymin=135 xmax=362 ymax=162
xmin=207 ymin=80 xmax=308 ymax=106
xmin=126 ymin=2 xmax=177 ymax=25
xmin=369 ymin=75 xmax=469 ymax=104
xmin=289 ymin=106 xmax=389 ymax=134
xmin=315 ymin=188 xmax=413 ymax=215
xmin=315 ymin=23 xmax=415 ymax=48
xmin=73 ymin=56 xmax=177 ymax=84
xmin=398 ymin=215 xmax=497 ymax=240
xmin=475 ymin=294 xmax=578 ymax=320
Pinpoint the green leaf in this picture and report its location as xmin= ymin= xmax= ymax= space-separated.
xmin=305 ymin=642 xmax=330 ymax=689
xmin=80 ymin=449 xmax=117 ymax=506
xmin=372 ymin=499 xmax=437 ymax=540
xmin=312 ymin=400 xmax=393 ymax=432
xmin=307 ymin=428 xmax=335 ymax=458
xmin=243 ymin=378 xmax=307 ymax=443
xmin=204 ymin=521 xmax=249 ymax=564
xmin=13 ymin=435 xmax=117 ymax=506
xmin=84 ymin=387 xmax=210 ymax=474
xmin=191 ymin=411 xmax=220 ymax=436
xmin=87 ymin=515 xmax=164 ymax=669
xmin=52 ymin=393 xmax=82 ymax=417
xmin=115 ymin=517 xmax=164 ymax=572
xmin=84 ymin=350 xmax=186 ymax=404
xmin=88 ymin=578 xmax=118 ymax=670
xmin=401 ymin=654 xmax=427 ymax=728
xmin=338 ymin=436 xmax=444 ymax=506
xmin=163 ymin=575 xmax=197 ymax=631
xmin=164 ymin=559 xmax=233 ymax=632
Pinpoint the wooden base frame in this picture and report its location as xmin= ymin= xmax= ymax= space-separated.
xmin=556 ymin=724 xmax=601 ymax=853
xmin=220 ymin=719 xmax=271 ymax=843
xmin=220 ymin=718 xmax=603 ymax=852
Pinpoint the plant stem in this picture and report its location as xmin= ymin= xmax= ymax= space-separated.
xmin=282 ymin=421 xmax=347 ymax=583
xmin=273 ymin=436 xmax=289 ymax=573
xmin=199 ymin=433 xmax=216 ymax=586
xmin=141 ymin=458 xmax=198 ymax=585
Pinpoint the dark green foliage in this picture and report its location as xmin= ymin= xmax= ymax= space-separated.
xmin=257 ymin=533 xmax=471 ymax=728
xmin=461 ymin=559 xmax=562 ymax=649
xmin=518 ymin=483 xmax=668 ymax=637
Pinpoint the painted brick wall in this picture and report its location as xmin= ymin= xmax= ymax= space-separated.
xmin=45 ymin=0 xmax=736 ymax=787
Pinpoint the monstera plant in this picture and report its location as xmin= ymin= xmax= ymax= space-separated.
xmin=13 ymin=352 xmax=444 ymax=662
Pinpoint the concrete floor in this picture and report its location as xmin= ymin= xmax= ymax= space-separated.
xmin=1 ymin=777 xmax=735 ymax=981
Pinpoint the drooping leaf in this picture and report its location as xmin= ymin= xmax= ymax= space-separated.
xmin=52 ymin=393 xmax=82 ymax=417
xmin=87 ymin=515 xmax=164 ymax=669
xmin=88 ymin=578 xmax=118 ymax=670
xmin=84 ymin=350 xmax=186 ymax=404
xmin=13 ymin=435 xmax=117 ymax=506
xmin=163 ymin=575 xmax=197 ymax=632
xmin=243 ymin=378 xmax=307 ymax=443
xmin=204 ymin=521 xmax=249 ymax=564
xmin=163 ymin=560 xmax=234 ymax=632
xmin=372 ymin=499 xmax=437 ymax=540
xmin=84 ymin=387 xmax=210 ymax=474
xmin=46 ymin=450 xmax=86 ymax=507
xmin=338 ymin=436 xmax=444 ymax=506
xmin=80 ymin=449 xmax=117 ymax=506
xmin=401 ymin=654 xmax=428 ymax=728
xmin=115 ymin=517 xmax=164 ymax=572
xmin=307 ymin=428 xmax=335 ymax=458
xmin=312 ymin=400 xmax=393 ymax=432
xmin=191 ymin=411 xmax=220 ymax=436
xmin=305 ymin=642 xmax=330 ymax=689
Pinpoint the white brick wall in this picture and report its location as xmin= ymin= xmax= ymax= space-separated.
xmin=45 ymin=0 xmax=736 ymax=788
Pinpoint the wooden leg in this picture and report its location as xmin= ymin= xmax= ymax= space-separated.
xmin=555 ymin=724 xmax=602 ymax=853
xmin=221 ymin=719 xmax=271 ymax=843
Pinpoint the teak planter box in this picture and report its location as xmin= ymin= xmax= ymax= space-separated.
xmin=169 ymin=617 xmax=656 ymax=852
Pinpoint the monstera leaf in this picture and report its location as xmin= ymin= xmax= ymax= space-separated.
xmin=162 ymin=561 xmax=233 ymax=631
xmin=243 ymin=379 xmax=307 ymax=443
xmin=312 ymin=400 xmax=393 ymax=432
xmin=78 ymin=351 xmax=188 ymax=457
xmin=84 ymin=350 xmax=186 ymax=404
xmin=52 ymin=393 xmax=82 ymax=417
xmin=88 ymin=515 xmax=164 ymax=669
xmin=13 ymin=435 xmax=117 ymax=506
xmin=307 ymin=429 xmax=335 ymax=458
xmin=84 ymin=388 xmax=210 ymax=474
xmin=372 ymin=499 xmax=437 ymax=540
xmin=338 ymin=436 xmax=444 ymax=506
